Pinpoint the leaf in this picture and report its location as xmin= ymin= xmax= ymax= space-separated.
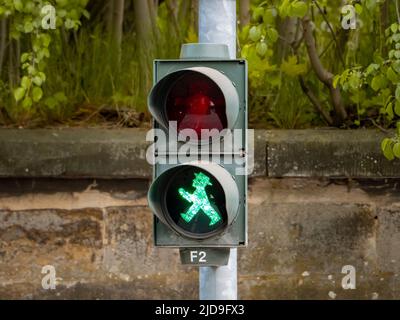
xmin=354 ymin=4 xmax=363 ymax=15
xmin=393 ymin=143 xmax=400 ymax=158
xmin=391 ymin=23 xmax=398 ymax=34
xmin=40 ymin=34 xmax=51 ymax=48
xmin=396 ymin=85 xmax=400 ymax=101
xmin=21 ymin=76 xmax=31 ymax=90
xmin=249 ymin=26 xmax=261 ymax=42
xmin=365 ymin=63 xmax=379 ymax=76
xmin=392 ymin=61 xmax=400 ymax=74
xmin=263 ymin=8 xmax=276 ymax=25
xmin=82 ymin=9 xmax=90 ymax=19
xmin=241 ymin=44 xmax=250 ymax=58
xmin=44 ymin=97 xmax=58 ymax=109
xmin=38 ymin=72 xmax=46 ymax=82
xmin=252 ymin=7 xmax=264 ymax=22
xmin=32 ymin=87 xmax=43 ymax=102
xmin=348 ymin=73 xmax=361 ymax=89
xmin=387 ymin=67 xmax=400 ymax=84
xmin=43 ymin=48 xmax=50 ymax=58
xmin=395 ymin=101 xmax=400 ymax=116
xmin=54 ymin=92 xmax=67 ymax=102
xmin=393 ymin=34 xmax=400 ymax=43
xmin=64 ymin=19 xmax=75 ymax=29
xmin=386 ymin=102 xmax=394 ymax=120
xmin=13 ymin=0 xmax=23 ymax=12
xmin=382 ymin=138 xmax=391 ymax=151
xmin=185 ymin=26 xmax=198 ymax=43
xmin=256 ymin=42 xmax=268 ymax=57
xmin=290 ymin=1 xmax=308 ymax=18
xmin=371 ymin=74 xmax=387 ymax=91
xmin=58 ymin=9 xmax=67 ymax=18
xmin=32 ymin=76 xmax=43 ymax=86
xmin=381 ymin=138 xmax=395 ymax=161
xmin=22 ymin=97 xmax=32 ymax=110
xmin=13 ymin=87 xmax=25 ymax=102
xmin=21 ymin=53 xmax=30 ymax=63
xmin=266 ymin=28 xmax=279 ymax=43
xmin=25 ymin=1 xmax=34 ymax=12
xmin=365 ymin=0 xmax=377 ymax=11
xmin=23 ymin=21 xmax=33 ymax=33
xmin=278 ymin=0 xmax=291 ymax=18
xmin=333 ymin=75 xmax=340 ymax=89
xmin=56 ymin=0 xmax=68 ymax=7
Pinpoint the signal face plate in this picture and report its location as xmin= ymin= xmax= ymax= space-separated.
xmin=149 ymin=59 xmax=248 ymax=248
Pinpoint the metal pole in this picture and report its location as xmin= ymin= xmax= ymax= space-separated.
xmin=198 ymin=0 xmax=238 ymax=300
xmin=198 ymin=0 xmax=237 ymax=59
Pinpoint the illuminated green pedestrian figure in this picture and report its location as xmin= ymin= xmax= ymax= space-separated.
xmin=178 ymin=172 xmax=222 ymax=226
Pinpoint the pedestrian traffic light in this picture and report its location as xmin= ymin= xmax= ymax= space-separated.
xmin=147 ymin=43 xmax=247 ymax=248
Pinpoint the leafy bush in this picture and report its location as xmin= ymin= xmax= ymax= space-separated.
xmin=0 ymin=0 xmax=196 ymax=126
xmin=0 ymin=0 xmax=88 ymax=124
xmin=239 ymin=0 xmax=400 ymax=157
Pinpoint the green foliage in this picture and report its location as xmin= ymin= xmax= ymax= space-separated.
xmin=278 ymin=0 xmax=308 ymax=18
xmin=241 ymin=0 xmax=400 ymax=158
xmin=240 ymin=0 xmax=324 ymax=128
xmin=0 ymin=0 xmax=196 ymax=125
xmin=334 ymin=22 xmax=400 ymax=123
xmin=334 ymin=19 xmax=400 ymax=159
xmin=381 ymin=123 xmax=400 ymax=160
xmin=0 ymin=0 xmax=88 ymax=120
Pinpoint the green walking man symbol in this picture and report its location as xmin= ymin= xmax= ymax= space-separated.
xmin=178 ymin=172 xmax=222 ymax=226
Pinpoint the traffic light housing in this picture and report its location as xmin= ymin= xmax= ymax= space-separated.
xmin=147 ymin=43 xmax=247 ymax=248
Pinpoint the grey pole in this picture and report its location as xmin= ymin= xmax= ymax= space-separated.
xmin=198 ymin=0 xmax=238 ymax=300
xmin=199 ymin=0 xmax=237 ymax=59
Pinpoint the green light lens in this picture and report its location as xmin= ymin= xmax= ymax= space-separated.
xmin=178 ymin=172 xmax=222 ymax=226
xmin=165 ymin=167 xmax=227 ymax=238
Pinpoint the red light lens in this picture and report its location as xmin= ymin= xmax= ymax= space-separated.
xmin=166 ymin=72 xmax=227 ymax=137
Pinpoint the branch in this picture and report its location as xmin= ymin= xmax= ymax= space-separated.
xmin=369 ymin=118 xmax=391 ymax=134
xmin=302 ymin=16 xmax=348 ymax=121
xmin=106 ymin=0 xmax=115 ymax=35
xmin=312 ymin=0 xmax=345 ymax=68
xmin=239 ymin=0 xmax=250 ymax=28
xmin=113 ymin=0 xmax=125 ymax=49
xmin=299 ymin=75 xmax=333 ymax=125
xmin=166 ymin=0 xmax=181 ymax=39
xmin=396 ymin=0 xmax=400 ymax=24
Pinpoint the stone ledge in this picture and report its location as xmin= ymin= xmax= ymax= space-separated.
xmin=0 ymin=128 xmax=151 ymax=179
xmin=266 ymin=129 xmax=400 ymax=178
xmin=0 ymin=128 xmax=398 ymax=179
